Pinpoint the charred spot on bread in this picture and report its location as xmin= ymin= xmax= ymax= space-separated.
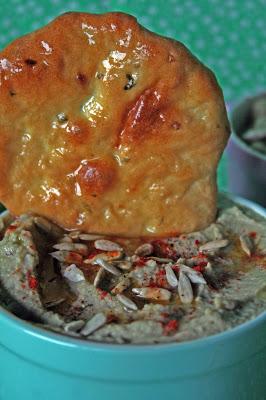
xmin=24 ymin=58 xmax=37 ymax=66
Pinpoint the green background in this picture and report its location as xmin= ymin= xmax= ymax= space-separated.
xmin=0 ymin=0 xmax=266 ymax=190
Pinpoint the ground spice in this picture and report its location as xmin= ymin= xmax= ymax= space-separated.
xmin=97 ymin=288 xmax=109 ymax=300
xmin=153 ymin=268 xmax=166 ymax=287
xmin=27 ymin=272 xmax=38 ymax=290
xmin=249 ymin=231 xmax=257 ymax=239
xmin=5 ymin=224 xmax=18 ymax=234
xmin=193 ymin=265 xmax=204 ymax=273
xmin=135 ymin=257 xmax=147 ymax=267
xmin=164 ymin=319 xmax=178 ymax=335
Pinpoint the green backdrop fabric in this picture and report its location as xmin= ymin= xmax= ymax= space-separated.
xmin=0 ymin=0 xmax=266 ymax=190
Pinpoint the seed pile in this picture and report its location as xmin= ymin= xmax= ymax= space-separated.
xmin=46 ymin=224 xmax=258 ymax=337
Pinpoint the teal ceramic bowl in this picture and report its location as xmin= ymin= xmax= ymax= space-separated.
xmin=0 ymin=194 xmax=265 ymax=400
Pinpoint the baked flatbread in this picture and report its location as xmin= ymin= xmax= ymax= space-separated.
xmin=0 ymin=12 xmax=230 ymax=236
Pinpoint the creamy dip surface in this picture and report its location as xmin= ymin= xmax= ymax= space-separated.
xmin=0 ymin=195 xmax=265 ymax=344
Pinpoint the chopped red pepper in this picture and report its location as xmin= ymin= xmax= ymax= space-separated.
xmin=193 ymin=265 xmax=204 ymax=273
xmin=172 ymin=265 xmax=180 ymax=272
xmin=135 ymin=257 xmax=147 ymax=267
xmin=86 ymin=250 xmax=102 ymax=260
xmin=249 ymin=231 xmax=257 ymax=239
xmin=5 ymin=224 xmax=18 ymax=234
xmin=97 ymin=288 xmax=109 ymax=300
xmin=164 ymin=319 xmax=178 ymax=335
xmin=27 ymin=273 xmax=38 ymax=290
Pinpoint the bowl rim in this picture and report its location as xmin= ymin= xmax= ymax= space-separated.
xmin=0 ymin=192 xmax=265 ymax=351
xmin=0 ymin=299 xmax=265 ymax=352
xmin=230 ymin=129 xmax=266 ymax=162
xmin=229 ymin=92 xmax=266 ymax=162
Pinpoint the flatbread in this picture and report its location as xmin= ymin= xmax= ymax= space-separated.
xmin=0 ymin=12 xmax=230 ymax=236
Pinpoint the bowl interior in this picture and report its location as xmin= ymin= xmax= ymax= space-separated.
xmin=230 ymin=92 xmax=266 ymax=161
xmin=0 ymin=192 xmax=265 ymax=351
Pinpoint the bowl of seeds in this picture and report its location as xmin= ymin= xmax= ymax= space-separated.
xmin=227 ymin=92 xmax=266 ymax=207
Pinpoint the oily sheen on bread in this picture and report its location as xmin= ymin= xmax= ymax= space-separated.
xmin=0 ymin=12 xmax=230 ymax=237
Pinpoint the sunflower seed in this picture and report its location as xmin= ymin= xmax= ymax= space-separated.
xmin=165 ymin=264 xmax=178 ymax=287
xmin=176 ymin=257 xmax=186 ymax=264
xmin=205 ymin=261 xmax=213 ymax=271
xmin=93 ymin=267 xmax=105 ymax=287
xmin=94 ymin=239 xmax=123 ymax=252
xmin=178 ymin=271 xmax=193 ymax=304
xmin=50 ymin=250 xmax=67 ymax=262
xmin=135 ymin=243 xmax=153 ymax=256
xmin=132 ymin=287 xmax=171 ymax=301
xmin=62 ymin=264 xmax=85 ymax=282
xmin=45 ymin=298 xmax=66 ymax=308
xmin=180 ymin=265 xmax=207 ymax=285
xmin=53 ymin=242 xmax=88 ymax=255
xmin=79 ymin=233 xmax=103 ymax=241
xmin=93 ymin=257 xmax=121 ymax=276
xmin=59 ymin=235 xmax=73 ymax=243
xmin=199 ymin=239 xmax=229 ymax=253
xmin=111 ymin=276 xmax=131 ymax=294
xmin=116 ymin=260 xmax=132 ymax=271
xmin=147 ymin=256 xmax=173 ymax=263
xmin=50 ymin=250 xmax=83 ymax=265
xmin=243 ymin=128 xmax=266 ymax=142
xmin=64 ymin=320 xmax=85 ymax=333
xmin=185 ymin=256 xmax=209 ymax=267
xmin=34 ymin=216 xmax=62 ymax=237
xmin=68 ymin=230 xmax=81 ymax=239
xmin=145 ymin=259 xmax=157 ymax=267
xmin=239 ymin=234 xmax=253 ymax=256
xmin=116 ymin=294 xmax=138 ymax=310
xmin=80 ymin=313 xmax=107 ymax=336
xmin=84 ymin=251 xmax=123 ymax=264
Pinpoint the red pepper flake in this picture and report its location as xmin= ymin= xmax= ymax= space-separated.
xmin=107 ymin=314 xmax=118 ymax=323
xmin=6 ymin=224 xmax=18 ymax=233
xmin=21 ymin=283 xmax=26 ymax=289
xmin=197 ymin=252 xmax=207 ymax=258
xmin=172 ymin=265 xmax=180 ymax=272
xmin=66 ymin=251 xmax=83 ymax=265
xmin=153 ymin=268 xmax=167 ymax=287
xmin=198 ymin=261 xmax=207 ymax=268
xmin=194 ymin=239 xmax=200 ymax=246
xmin=135 ymin=257 xmax=147 ymax=267
xmin=250 ymin=254 xmax=266 ymax=268
xmin=164 ymin=319 xmax=178 ymax=335
xmin=86 ymin=250 xmax=102 ymax=260
xmin=97 ymin=288 xmax=109 ymax=300
xmin=249 ymin=231 xmax=257 ymax=239
xmin=157 ymin=269 xmax=166 ymax=276
xmin=193 ymin=265 xmax=204 ymax=273
xmin=27 ymin=272 xmax=38 ymax=290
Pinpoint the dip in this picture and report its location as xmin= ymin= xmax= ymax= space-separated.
xmin=0 ymin=194 xmax=265 ymax=344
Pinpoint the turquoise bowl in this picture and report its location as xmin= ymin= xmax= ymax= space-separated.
xmin=0 ymin=194 xmax=266 ymax=400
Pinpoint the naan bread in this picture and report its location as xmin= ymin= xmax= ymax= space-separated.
xmin=0 ymin=12 xmax=230 ymax=237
